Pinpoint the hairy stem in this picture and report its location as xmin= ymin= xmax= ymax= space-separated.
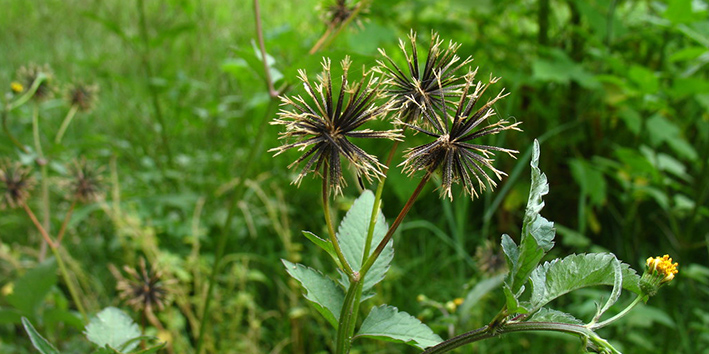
xmin=335 ymin=276 xmax=362 ymax=354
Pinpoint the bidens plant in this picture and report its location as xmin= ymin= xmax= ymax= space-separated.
xmin=271 ymin=32 xmax=677 ymax=354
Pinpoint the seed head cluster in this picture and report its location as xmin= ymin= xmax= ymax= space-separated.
xmin=271 ymin=31 xmax=522 ymax=199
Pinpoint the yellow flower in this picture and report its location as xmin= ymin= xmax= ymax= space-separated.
xmin=646 ymin=254 xmax=678 ymax=283
xmin=11 ymin=82 xmax=23 ymax=93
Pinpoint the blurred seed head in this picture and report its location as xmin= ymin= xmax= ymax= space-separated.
xmin=319 ymin=0 xmax=366 ymax=29
xmin=270 ymin=56 xmax=402 ymax=195
xmin=0 ymin=160 xmax=36 ymax=209
xmin=111 ymin=258 xmax=172 ymax=313
xmin=16 ymin=63 xmax=54 ymax=102
xmin=474 ymin=239 xmax=507 ymax=275
xmin=376 ymin=31 xmax=473 ymax=124
xmin=66 ymin=158 xmax=104 ymax=203
xmin=399 ymin=74 xmax=522 ymax=200
xmin=66 ymin=82 xmax=99 ymax=112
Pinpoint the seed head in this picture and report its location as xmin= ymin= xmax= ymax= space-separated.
xmin=66 ymin=158 xmax=104 ymax=203
xmin=111 ymin=258 xmax=172 ymax=313
xmin=16 ymin=64 xmax=54 ymax=102
xmin=270 ymin=57 xmax=402 ymax=195
xmin=320 ymin=0 xmax=364 ymax=28
xmin=400 ymin=74 xmax=521 ymax=200
xmin=376 ymin=31 xmax=473 ymax=124
xmin=0 ymin=160 xmax=36 ymax=209
xmin=66 ymin=82 xmax=99 ymax=112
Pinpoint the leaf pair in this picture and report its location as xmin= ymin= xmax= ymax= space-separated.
xmin=284 ymin=190 xmax=441 ymax=349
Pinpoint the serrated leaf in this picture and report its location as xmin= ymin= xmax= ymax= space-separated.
xmin=337 ymin=190 xmax=393 ymax=293
xmin=355 ymin=305 xmax=442 ymax=350
xmin=504 ymin=140 xmax=556 ymax=295
xmin=282 ymin=260 xmax=344 ymax=328
xmin=85 ymin=307 xmax=141 ymax=352
xmin=22 ymin=317 xmax=60 ymax=354
xmin=7 ymin=258 xmax=58 ymax=316
xmin=528 ymin=308 xmax=583 ymax=325
xmin=529 ymin=253 xmax=641 ymax=313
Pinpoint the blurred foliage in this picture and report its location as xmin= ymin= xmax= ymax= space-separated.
xmin=1 ymin=0 xmax=707 ymax=353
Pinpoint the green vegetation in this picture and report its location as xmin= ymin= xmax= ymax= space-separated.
xmin=1 ymin=0 xmax=708 ymax=353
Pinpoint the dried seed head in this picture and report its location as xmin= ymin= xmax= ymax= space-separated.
xmin=16 ymin=63 xmax=54 ymax=102
xmin=319 ymin=0 xmax=366 ymax=28
xmin=66 ymin=158 xmax=104 ymax=203
xmin=66 ymin=82 xmax=99 ymax=112
xmin=376 ymin=31 xmax=473 ymax=124
xmin=111 ymin=258 xmax=172 ymax=313
xmin=399 ymin=74 xmax=522 ymax=200
xmin=0 ymin=160 xmax=36 ymax=209
xmin=270 ymin=56 xmax=402 ymax=195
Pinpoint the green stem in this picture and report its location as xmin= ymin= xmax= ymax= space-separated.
xmin=32 ymin=104 xmax=51 ymax=261
xmin=54 ymin=104 xmax=79 ymax=144
xmin=194 ymin=99 xmax=276 ymax=354
xmin=361 ymin=170 xmax=432 ymax=275
xmin=422 ymin=321 xmax=598 ymax=354
xmin=323 ymin=168 xmax=355 ymax=277
xmin=50 ymin=245 xmax=89 ymax=323
xmin=590 ymin=294 xmax=645 ymax=330
xmin=335 ymin=277 xmax=362 ymax=354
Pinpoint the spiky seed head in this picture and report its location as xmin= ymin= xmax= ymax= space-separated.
xmin=66 ymin=158 xmax=104 ymax=203
xmin=0 ymin=160 xmax=36 ymax=209
xmin=269 ymin=56 xmax=402 ymax=195
xmin=111 ymin=258 xmax=172 ymax=313
xmin=375 ymin=30 xmax=473 ymax=124
xmin=399 ymin=73 xmax=522 ymax=200
xmin=66 ymin=82 xmax=99 ymax=112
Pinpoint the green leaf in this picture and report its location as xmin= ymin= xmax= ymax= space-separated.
xmin=302 ymin=231 xmax=338 ymax=264
xmin=7 ymin=258 xmax=58 ymax=316
xmin=282 ymin=260 xmax=344 ymax=328
xmin=85 ymin=307 xmax=141 ymax=352
xmin=528 ymin=308 xmax=583 ymax=325
xmin=337 ymin=189 xmax=393 ymax=294
xmin=355 ymin=305 xmax=443 ymax=350
xmin=528 ymin=253 xmax=641 ymax=313
xmin=504 ymin=140 xmax=555 ymax=294
xmin=21 ymin=317 xmax=60 ymax=354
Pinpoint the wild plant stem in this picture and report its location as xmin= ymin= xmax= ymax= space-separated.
xmin=361 ymin=170 xmax=431 ymax=275
xmin=421 ymin=321 xmax=597 ymax=354
xmin=309 ymin=0 xmax=371 ymax=54
xmin=56 ymin=200 xmax=77 ymax=245
xmin=590 ymin=295 xmax=645 ymax=329
xmin=54 ymin=104 xmax=79 ymax=144
xmin=22 ymin=202 xmax=88 ymax=323
xmin=194 ymin=99 xmax=277 ymax=354
xmin=50 ymin=245 xmax=89 ymax=323
xmin=323 ymin=169 xmax=355 ymax=277
xmin=335 ymin=277 xmax=362 ymax=354
xmin=253 ymin=0 xmax=279 ymax=98
xmin=32 ymin=104 xmax=51 ymax=261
